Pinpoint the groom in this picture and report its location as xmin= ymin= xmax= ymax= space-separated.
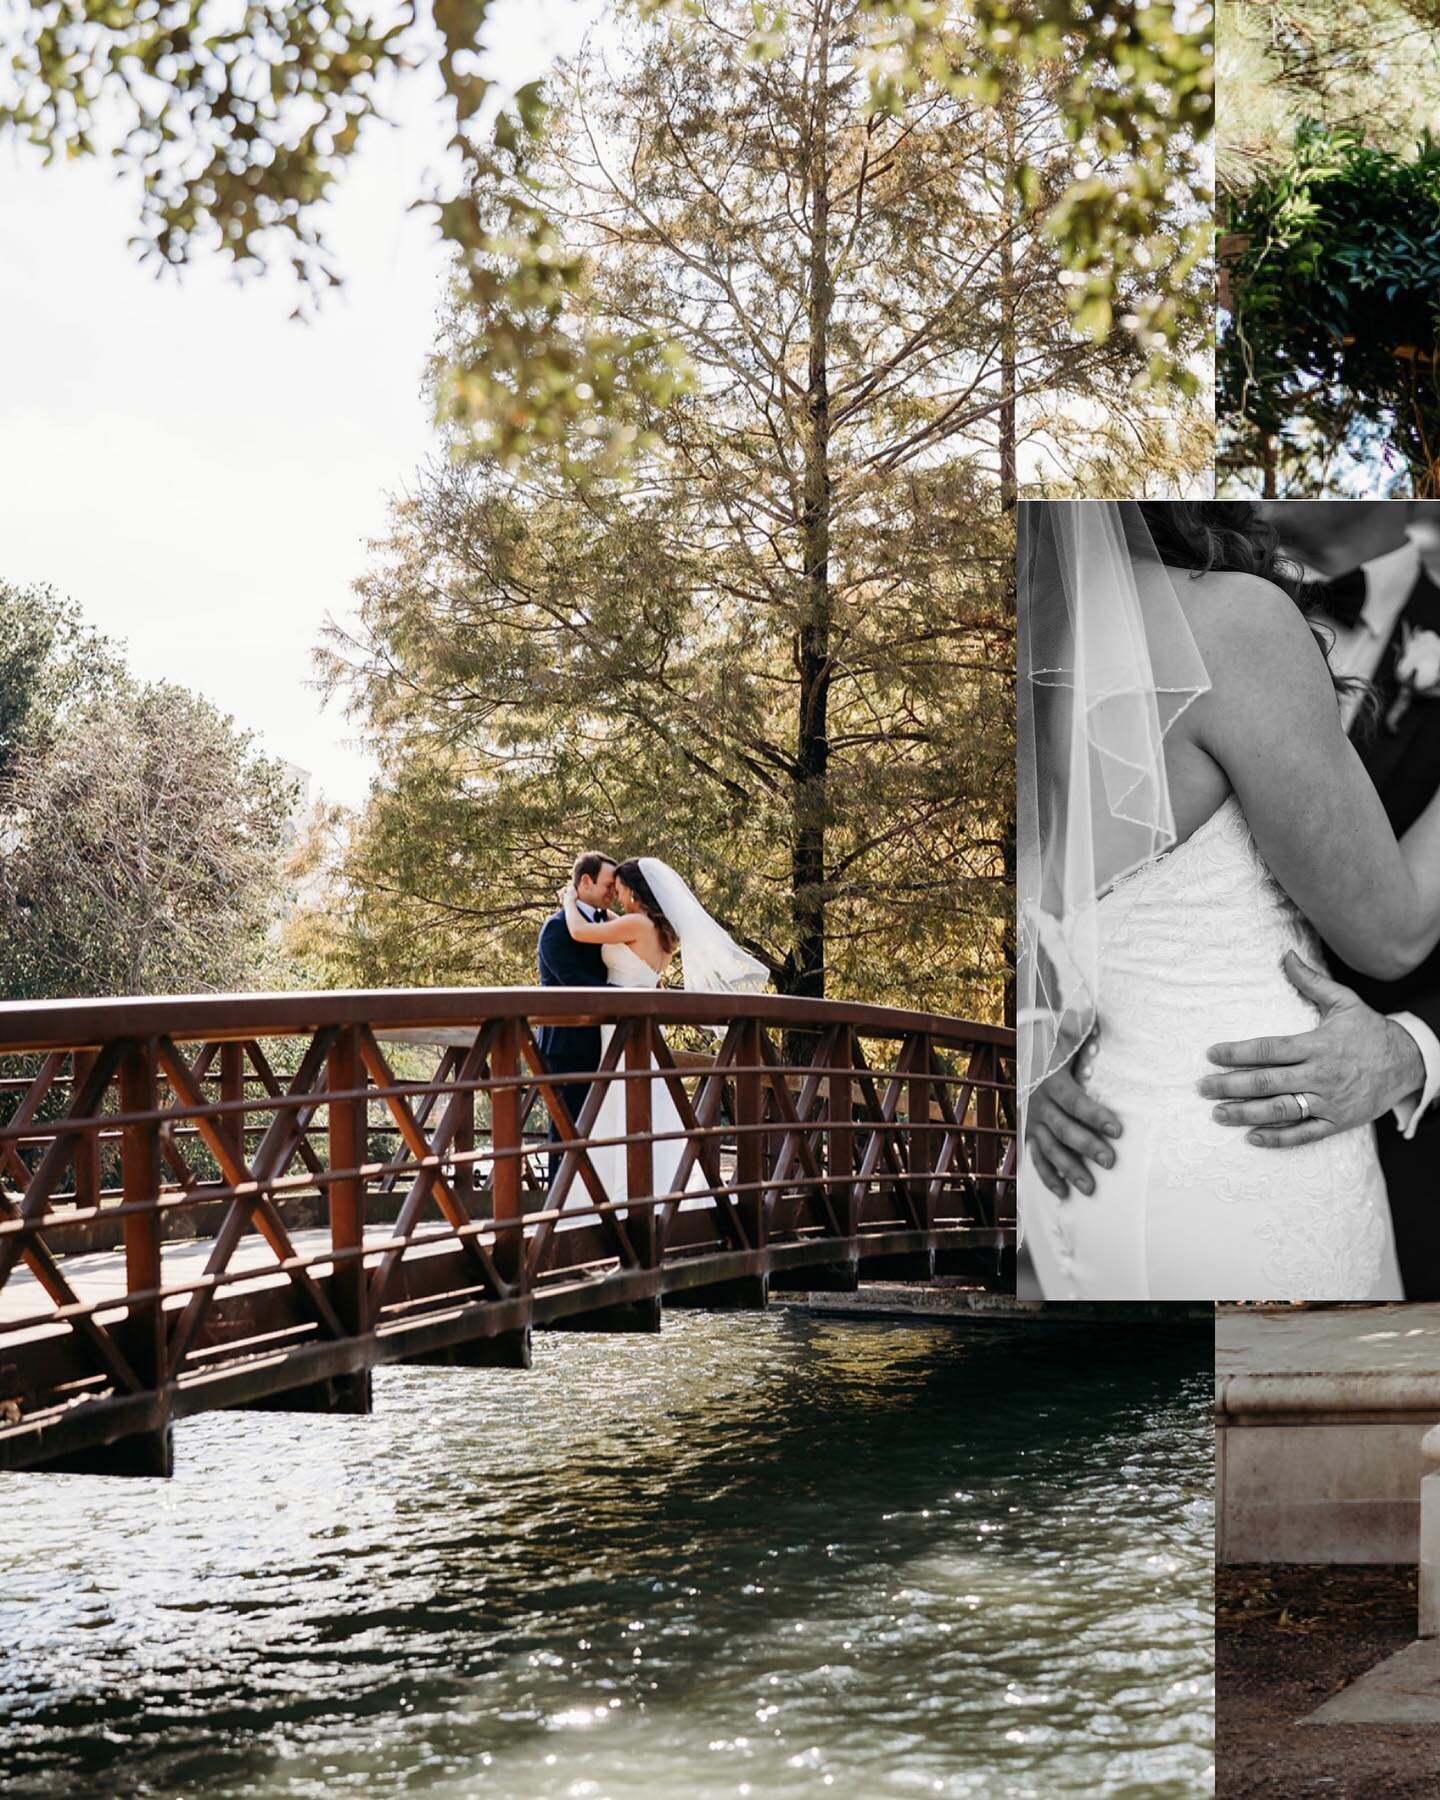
xmin=536 ymin=851 xmax=617 ymax=1180
xmin=1203 ymin=502 xmax=1440 ymax=1294
xmin=1029 ymin=502 xmax=1440 ymax=1297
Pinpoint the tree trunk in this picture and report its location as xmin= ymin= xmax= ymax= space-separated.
xmin=998 ymin=99 xmax=1018 ymax=515
xmin=1260 ymin=430 xmax=1277 ymax=499
xmin=999 ymin=94 xmax=1019 ymax=1026
xmin=788 ymin=0 xmax=834 ymax=1002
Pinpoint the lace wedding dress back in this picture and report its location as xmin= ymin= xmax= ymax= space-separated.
xmin=583 ymin=942 xmax=707 ymax=1212
xmin=1024 ymin=795 xmax=1402 ymax=1300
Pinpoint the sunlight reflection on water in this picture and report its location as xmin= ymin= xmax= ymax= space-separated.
xmin=0 ymin=1311 xmax=1213 ymax=1798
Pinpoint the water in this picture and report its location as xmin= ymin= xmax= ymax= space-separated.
xmin=0 ymin=1312 xmax=1213 ymax=1799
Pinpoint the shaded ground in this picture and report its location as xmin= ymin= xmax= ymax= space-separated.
xmin=1218 ymin=1564 xmax=1440 ymax=1795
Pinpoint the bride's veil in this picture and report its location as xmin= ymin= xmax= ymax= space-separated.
xmin=637 ymin=858 xmax=770 ymax=997
xmin=1017 ymin=500 xmax=1212 ymax=1103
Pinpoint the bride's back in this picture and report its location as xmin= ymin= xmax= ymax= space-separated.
xmin=603 ymin=929 xmax=668 ymax=984
xmin=1158 ymin=566 xmax=1326 ymax=846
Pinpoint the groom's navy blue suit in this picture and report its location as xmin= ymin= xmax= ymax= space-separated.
xmin=536 ymin=908 xmax=609 ymax=1165
xmin=1328 ymin=565 xmax=1440 ymax=1297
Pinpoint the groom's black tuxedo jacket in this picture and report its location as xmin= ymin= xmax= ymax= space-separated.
xmin=536 ymin=909 xmax=609 ymax=1072
xmin=1332 ymin=565 xmax=1440 ymax=1033
xmin=1327 ymin=564 xmax=1440 ymax=1294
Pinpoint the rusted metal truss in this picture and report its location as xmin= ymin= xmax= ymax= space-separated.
xmin=0 ymin=988 xmax=1015 ymax=1475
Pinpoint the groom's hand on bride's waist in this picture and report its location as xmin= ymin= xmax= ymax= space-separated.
xmin=1026 ymin=1064 xmax=1123 ymax=1198
xmin=1199 ymin=951 xmax=1430 ymax=1147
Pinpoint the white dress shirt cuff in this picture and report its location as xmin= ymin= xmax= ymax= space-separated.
xmin=1389 ymin=1011 xmax=1440 ymax=1139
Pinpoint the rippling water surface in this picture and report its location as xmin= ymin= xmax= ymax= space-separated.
xmin=0 ymin=1311 xmax=1212 ymax=1798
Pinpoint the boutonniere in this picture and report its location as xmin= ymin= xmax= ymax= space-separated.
xmin=1386 ymin=624 xmax=1440 ymax=732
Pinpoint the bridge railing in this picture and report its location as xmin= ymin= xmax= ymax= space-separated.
xmin=0 ymin=988 xmax=1015 ymax=1472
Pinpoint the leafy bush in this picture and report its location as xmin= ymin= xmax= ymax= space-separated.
xmin=1220 ymin=123 xmax=1440 ymax=489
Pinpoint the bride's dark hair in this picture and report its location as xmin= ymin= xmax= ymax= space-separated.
xmin=1132 ymin=501 xmax=1373 ymax=726
xmin=1133 ymin=502 xmax=1303 ymax=598
xmin=614 ymin=859 xmax=678 ymax=954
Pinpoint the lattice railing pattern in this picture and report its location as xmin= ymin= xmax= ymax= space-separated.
xmin=0 ymin=988 xmax=1014 ymax=1472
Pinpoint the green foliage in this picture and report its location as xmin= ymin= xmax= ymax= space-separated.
xmin=0 ymin=615 xmax=299 ymax=998
xmin=0 ymin=0 xmax=1210 ymax=420
xmin=1217 ymin=0 xmax=1440 ymax=199
xmin=2 ymin=0 xmax=418 ymax=293
xmin=1220 ymin=123 xmax=1440 ymax=494
xmin=0 ymin=584 xmax=122 ymax=783
xmin=863 ymin=0 xmax=1214 ymax=389
xmin=434 ymin=0 xmax=1209 ymax=475
xmin=303 ymin=463 xmax=1015 ymax=1018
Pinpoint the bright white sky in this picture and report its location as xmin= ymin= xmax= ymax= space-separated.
xmin=0 ymin=0 xmax=604 ymax=808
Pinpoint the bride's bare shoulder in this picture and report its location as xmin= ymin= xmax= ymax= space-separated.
xmin=1170 ymin=567 xmax=1325 ymax=669
xmin=1171 ymin=568 xmax=1339 ymax=736
xmin=1170 ymin=565 xmax=1301 ymax=627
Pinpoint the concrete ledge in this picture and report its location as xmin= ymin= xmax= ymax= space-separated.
xmin=1218 ymin=1374 xmax=1440 ymax=1419
xmin=1218 ymin=1306 xmax=1440 ymax=1567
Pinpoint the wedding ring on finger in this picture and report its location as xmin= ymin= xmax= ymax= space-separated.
xmin=1292 ymin=1092 xmax=1311 ymax=1123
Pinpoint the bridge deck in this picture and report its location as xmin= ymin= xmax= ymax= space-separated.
xmin=0 ymin=1195 xmax=727 ymax=1338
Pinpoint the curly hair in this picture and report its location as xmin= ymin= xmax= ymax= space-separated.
xmin=1132 ymin=501 xmax=1305 ymax=598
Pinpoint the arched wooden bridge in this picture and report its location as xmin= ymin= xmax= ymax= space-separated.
xmin=0 ymin=989 xmax=1015 ymax=1476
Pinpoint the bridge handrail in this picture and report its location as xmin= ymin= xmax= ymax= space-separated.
xmin=0 ymin=986 xmax=1013 ymax=1055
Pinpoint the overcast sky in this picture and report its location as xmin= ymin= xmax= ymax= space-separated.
xmin=0 ymin=0 xmax=602 ymax=808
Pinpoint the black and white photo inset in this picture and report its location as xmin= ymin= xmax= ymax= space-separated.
xmin=1019 ymin=499 xmax=1440 ymax=1301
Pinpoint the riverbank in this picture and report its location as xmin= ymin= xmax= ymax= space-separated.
xmin=783 ymin=1282 xmax=1214 ymax=1326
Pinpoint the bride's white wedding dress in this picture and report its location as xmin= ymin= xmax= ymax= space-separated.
xmin=585 ymin=941 xmax=708 ymax=1210
xmin=1024 ymin=795 xmax=1403 ymax=1301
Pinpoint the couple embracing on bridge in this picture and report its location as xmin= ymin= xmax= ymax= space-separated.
xmin=533 ymin=850 xmax=769 ymax=1206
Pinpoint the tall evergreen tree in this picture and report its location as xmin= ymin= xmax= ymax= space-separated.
xmin=309 ymin=0 xmax=1207 ymax=1018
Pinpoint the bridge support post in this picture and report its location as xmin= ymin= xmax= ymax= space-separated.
xmin=121 ymin=1038 xmax=165 ymax=1384
xmin=241 ymin=1370 xmax=373 ymax=1414
xmin=736 ymin=1019 xmax=767 ymax=1255
xmin=68 ymin=1037 xmax=179 ymax=1477
xmin=485 ymin=1021 xmax=532 ymax=1369
xmin=908 ymin=1038 xmax=935 ymax=1231
xmin=219 ymin=1041 xmax=246 ymax=1167
xmin=828 ymin=1026 xmax=858 ymax=1249
xmin=327 ymin=1027 xmax=370 ymax=1345
xmin=770 ymin=1261 xmax=858 ymax=1294
xmin=547 ymin=1297 xmax=663 ymax=1333
xmin=626 ymin=1019 xmax=657 ymax=1273
xmin=71 ymin=1049 xmax=100 ymax=1215
xmin=55 ymin=1041 xmax=173 ymax=1475
xmin=453 ymin=1045 xmax=477 ymax=1213
xmin=39 ymin=1427 xmax=174 ymax=1479
xmin=974 ymin=1045 xmax=999 ymax=1226
xmin=407 ymin=1336 xmax=532 ymax=1368
xmin=858 ymin=1249 xmax=936 ymax=1281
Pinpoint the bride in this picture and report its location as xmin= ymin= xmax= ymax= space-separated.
xmin=557 ymin=856 xmax=768 ymax=1210
xmin=1019 ymin=501 xmax=1440 ymax=1301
